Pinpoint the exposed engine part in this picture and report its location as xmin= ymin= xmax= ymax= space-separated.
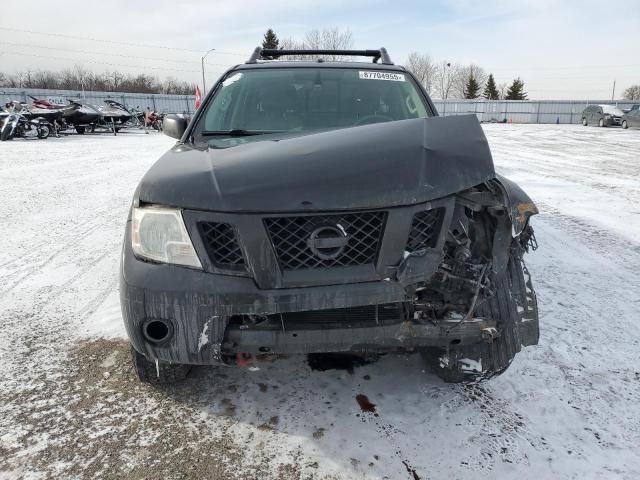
xmin=520 ymin=224 xmax=538 ymax=252
xmin=454 ymin=245 xmax=471 ymax=263
xmin=412 ymin=186 xmax=507 ymax=324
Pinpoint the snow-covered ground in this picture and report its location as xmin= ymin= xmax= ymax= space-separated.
xmin=1 ymin=124 xmax=639 ymax=479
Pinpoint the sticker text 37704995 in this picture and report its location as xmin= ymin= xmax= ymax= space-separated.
xmin=359 ymin=71 xmax=405 ymax=82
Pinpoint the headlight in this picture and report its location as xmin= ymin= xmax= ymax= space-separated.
xmin=131 ymin=206 xmax=202 ymax=269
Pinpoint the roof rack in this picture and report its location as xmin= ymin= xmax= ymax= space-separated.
xmin=246 ymin=47 xmax=394 ymax=65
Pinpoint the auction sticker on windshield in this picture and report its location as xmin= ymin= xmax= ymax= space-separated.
xmin=359 ymin=71 xmax=405 ymax=81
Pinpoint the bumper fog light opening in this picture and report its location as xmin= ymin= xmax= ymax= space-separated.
xmin=142 ymin=319 xmax=173 ymax=344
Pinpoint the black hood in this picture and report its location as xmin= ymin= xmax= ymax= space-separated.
xmin=138 ymin=115 xmax=496 ymax=212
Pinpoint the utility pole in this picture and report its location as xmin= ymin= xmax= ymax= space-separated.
xmin=201 ymin=48 xmax=216 ymax=93
xmin=443 ymin=62 xmax=451 ymax=116
xmin=611 ymin=79 xmax=616 ymax=101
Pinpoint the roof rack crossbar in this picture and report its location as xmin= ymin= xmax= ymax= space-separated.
xmin=246 ymin=47 xmax=394 ymax=65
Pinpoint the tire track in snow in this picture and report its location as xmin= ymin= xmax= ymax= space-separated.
xmin=0 ymin=221 xmax=103 ymax=296
xmin=533 ymin=204 xmax=640 ymax=278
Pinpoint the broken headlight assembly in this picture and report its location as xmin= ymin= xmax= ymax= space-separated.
xmin=131 ymin=206 xmax=202 ymax=269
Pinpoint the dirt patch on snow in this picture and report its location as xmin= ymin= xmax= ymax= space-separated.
xmin=0 ymin=339 xmax=308 ymax=480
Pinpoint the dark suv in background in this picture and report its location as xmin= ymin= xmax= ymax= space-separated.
xmin=120 ymin=47 xmax=540 ymax=385
xmin=582 ymin=104 xmax=624 ymax=127
xmin=622 ymin=106 xmax=640 ymax=129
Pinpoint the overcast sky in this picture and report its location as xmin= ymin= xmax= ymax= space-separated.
xmin=1 ymin=0 xmax=638 ymax=99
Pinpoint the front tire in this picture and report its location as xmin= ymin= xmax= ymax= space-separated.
xmin=131 ymin=346 xmax=191 ymax=385
xmin=599 ymin=118 xmax=605 ymax=127
xmin=582 ymin=117 xmax=587 ymax=126
xmin=1 ymin=126 xmax=11 ymax=141
xmin=422 ymin=251 xmax=538 ymax=383
xmin=37 ymin=125 xmax=50 ymax=139
xmin=622 ymin=120 xmax=628 ymax=129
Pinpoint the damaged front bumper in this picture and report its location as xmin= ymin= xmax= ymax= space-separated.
xmin=120 ymin=197 xmax=497 ymax=365
xmin=120 ymin=255 xmax=497 ymax=364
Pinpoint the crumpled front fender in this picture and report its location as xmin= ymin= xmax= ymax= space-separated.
xmin=494 ymin=174 xmax=538 ymax=235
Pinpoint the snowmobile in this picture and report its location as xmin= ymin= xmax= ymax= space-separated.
xmin=29 ymin=96 xmax=66 ymax=111
xmin=61 ymin=100 xmax=102 ymax=134
xmin=98 ymin=100 xmax=132 ymax=123
xmin=94 ymin=100 xmax=133 ymax=134
xmin=26 ymin=97 xmax=67 ymax=133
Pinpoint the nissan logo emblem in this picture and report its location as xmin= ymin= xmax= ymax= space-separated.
xmin=307 ymin=225 xmax=349 ymax=260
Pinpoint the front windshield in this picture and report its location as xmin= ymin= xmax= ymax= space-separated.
xmin=602 ymin=105 xmax=624 ymax=116
xmin=201 ymin=67 xmax=431 ymax=135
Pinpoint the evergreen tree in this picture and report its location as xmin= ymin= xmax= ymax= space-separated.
xmin=483 ymin=73 xmax=499 ymax=100
xmin=505 ymin=77 xmax=528 ymax=100
xmin=463 ymin=73 xmax=480 ymax=99
xmin=262 ymin=29 xmax=280 ymax=49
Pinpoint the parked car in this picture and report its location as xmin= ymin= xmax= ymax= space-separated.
xmin=622 ymin=104 xmax=639 ymax=114
xmin=622 ymin=107 xmax=640 ymax=129
xmin=581 ymin=104 xmax=624 ymax=127
xmin=120 ymin=47 xmax=540 ymax=385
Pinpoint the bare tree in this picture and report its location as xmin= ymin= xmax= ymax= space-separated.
xmin=121 ymin=73 xmax=159 ymax=94
xmin=497 ymin=82 xmax=508 ymax=100
xmin=110 ymin=70 xmax=125 ymax=91
xmin=162 ymin=77 xmax=177 ymax=94
xmin=0 ymin=66 xmax=204 ymax=95
xmin=32 ymin=70 xmax=59 ymax=89
xmin=3 ymin=72 xmax=22 ymax=88
xmin=405 ymin=52 xmax=437 ymax=94
xmin=317 ymin=28 xmax=353 ymax=60
xmin=21 ymin=70 xmax=35 ymax=88
xmin=58 ymin=68 xmax=76 ymax=90
xmin=623 ymin=85 xmax=640 ymax=101
xmin=159 ymin=77 xmax=195 ymax=95
xmin=303 ymin=29 xmax=322 ymax=50
xmin=453 ymin=64 xmax=487 ymax=98
xmin=280 ymin=28 xmax=353 ymax=61
xmin=14 ymin=71 xmax=27 ymax=88
xmin=434 ymin=61 xmax=462 ymax=100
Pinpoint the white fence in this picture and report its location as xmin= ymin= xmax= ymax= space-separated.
xmin=432 ymin=99 xmax=637 ymax=124
xmin=1 ymin=87 xmax=637 ymax=123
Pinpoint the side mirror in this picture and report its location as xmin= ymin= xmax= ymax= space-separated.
xmin=163 ymin=114 xmax=187 ymax=140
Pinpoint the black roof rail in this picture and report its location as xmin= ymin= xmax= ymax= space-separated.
xmin=246 ymin=47 xmax=394 ymax=65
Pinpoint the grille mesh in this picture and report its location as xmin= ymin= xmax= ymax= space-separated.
xmin=265 ymin=212 xmax=386 ymax=270
xmin=279 ymin=303 xmax=402 ymax=327
xmin=199 ymin=222 xmax=245 ymax=268
xmin=238 ymin=303 xmax=404 ymax=330
xmin=406 ymin=208 xmax=445 ymax=252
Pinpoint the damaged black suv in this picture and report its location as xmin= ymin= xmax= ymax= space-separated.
xmin=120 ymin=47 xmax=539 ymax=384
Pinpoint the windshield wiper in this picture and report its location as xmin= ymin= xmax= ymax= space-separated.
xmin=202 ymin=129 xmax=282 ymax=137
